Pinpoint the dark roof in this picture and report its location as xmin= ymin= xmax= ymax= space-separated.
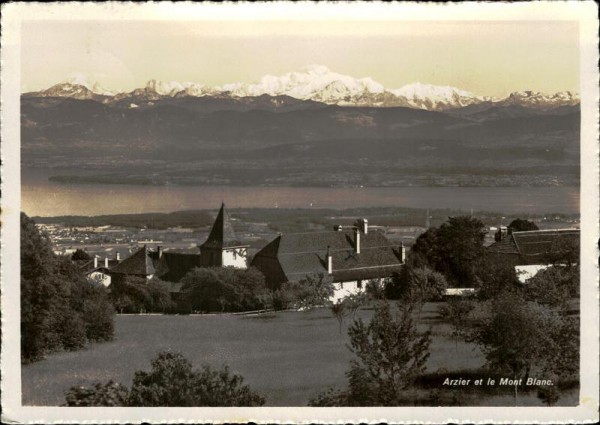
xmin=251 ymin=229 xmax=403 ymax=285
xmin=487 ymin=229 xmax=580 ymax=259
xmin=487 ymin=235 xmax=520 ymax=255
xmin=108 ymin=246 xmax=156 ymax=276
xmin=148 ymin=251 xmax=201 ymax=282
xmin=512 ymin=229 xmax=579 ymax=257
xmin=200 ymin=203 xmax=245 ymax=249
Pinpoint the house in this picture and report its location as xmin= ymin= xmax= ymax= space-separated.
xmin=77 ymin=255 xmax=120 ymax=287
xmin=251 ymin=219 xmax=405 ymax=302
xmin=107 ymin=203 xmax=247 ymax=290
xmin=487 ymin=228 xmax=580 ymax=282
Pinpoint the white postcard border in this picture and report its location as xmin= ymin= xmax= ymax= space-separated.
xmin=1 ymin=2 xmax=598 ymax=423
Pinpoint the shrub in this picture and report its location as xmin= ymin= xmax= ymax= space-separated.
xmin=64 ymin=351 xmax=265 ymax=407
xmin=181 ymin=267 xmax=270 ymax=312
xmin=64 ymin=381 xmax=129 ymax=407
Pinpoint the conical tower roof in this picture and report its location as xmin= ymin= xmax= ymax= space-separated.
xmin=200 ymin=203 xmax=243 ymax=249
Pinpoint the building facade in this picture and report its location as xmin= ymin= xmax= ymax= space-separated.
xmin=251 ymin=219 xmax=405 ymax=302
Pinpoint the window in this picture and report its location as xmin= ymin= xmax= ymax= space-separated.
xmin=357 ymin=280 xmax=362 ymax=289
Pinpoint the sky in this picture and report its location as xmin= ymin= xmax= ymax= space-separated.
xmin=21 ymin=20 xmax=579 ymax=97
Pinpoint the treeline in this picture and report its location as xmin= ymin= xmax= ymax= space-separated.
xmin=109 ymin=268 xmax=334 ymax=314
xmin=21 ymin=213 xmax=115 ymax=363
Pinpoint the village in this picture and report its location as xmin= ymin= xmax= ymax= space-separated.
xmin=37 ymin=203 xmax=580 ymax=304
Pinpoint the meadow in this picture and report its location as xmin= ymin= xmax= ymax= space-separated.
xmin=21 ymin=303 xmax=578 ymax=406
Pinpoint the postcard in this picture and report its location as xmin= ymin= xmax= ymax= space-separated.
xmin=1 ymin=2 xmax=598 ymax=423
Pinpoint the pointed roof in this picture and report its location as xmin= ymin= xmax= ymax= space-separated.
xmin=200 ymin=203 xmax=245 ymax=249
xmin=108 ymin=246 xmax=156 ymax=276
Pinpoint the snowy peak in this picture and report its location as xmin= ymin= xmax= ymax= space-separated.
xmin=219 ymin=65 xmax=385 ymax=102
xmin=25 ymin=66 xmax=580 ymax=112
xmin=503 ymin=90 xmax=580 ymax=109
xmin=145 ymin=79 xmax=210 ymax=97
xmin=27 ymin=82 xmax=100 ymax=100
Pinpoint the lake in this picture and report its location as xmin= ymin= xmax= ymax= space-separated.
xmin=21 ymin=168 xmax=579 ymax=217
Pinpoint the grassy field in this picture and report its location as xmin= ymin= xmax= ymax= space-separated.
xmin=21 ymin=303 xmax=578 ymax=406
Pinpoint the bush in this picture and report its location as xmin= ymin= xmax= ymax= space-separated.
xmin=64 ymin=381 xmax=129 ymax=407
xmin=273 ymin=274 xmax=334 ymax=311
xmin=64 ymin=351 xmax=265 ymax=407
xmin=181 ymin=267 xmax=270 ymax=312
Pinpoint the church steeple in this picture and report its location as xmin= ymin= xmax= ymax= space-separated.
xmin=200 ymin=203 xmax=240 ymax=249
xmin=199 ymin=203 xmax=248 ymax=268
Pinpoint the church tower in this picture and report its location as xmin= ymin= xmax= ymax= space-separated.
xmin=199 ymin=203 xmax=248 ymax=268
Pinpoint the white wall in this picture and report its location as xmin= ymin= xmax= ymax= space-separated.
xmin=222 ymin=248 xmax=247 ymax=269
xmin=88 ymin=271 xmax=111 ymax=287
xmin=515 ymin=264 xmax=552 ymax=283
xmin=332 ymin=279 xmax=383 ymax=303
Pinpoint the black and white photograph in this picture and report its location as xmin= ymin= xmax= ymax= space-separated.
xmin=1 ymin=2 xmax=598 ymax=423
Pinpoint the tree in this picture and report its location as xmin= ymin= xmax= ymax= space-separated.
xmin=273 ymin=274 xmax=334 ymax=311
xmin=508 ymin=219 xmax=539 ymax=233
xmin=475 ymin=256 xmax=523 ymax=300
xmin=411 ymin=216 xmax=487 ymax=287
xmin=544 ymin=235 xmax=580 ymax=268
xmin=109 ymin=276 xmax=153 ymax=313
xmin=524 ymin=266 xmax=579 ymax=308
xmin=312 ymin=302 xmax=432 ymax=406
xmin=437 ymin=297 xmax=475 ymax=350
xmin=64 ymin=351 xmax=265 ymax=406
xmin=181 ymin=267 xmax=270 ymax=313
xmin=71 ymin=248 xmax=91 ymax=262
xmin=21 ymin=213 xmax=114 ymax=363
xmin=469 ymin=292 xmax=577 ymax=402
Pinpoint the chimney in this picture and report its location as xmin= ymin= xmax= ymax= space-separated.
xmin=494 ymin=226 xmax=508 ymax=242
xmin=400 ymin=242 xmax=406 ymax=263
xmin=157 ymin=245 xmax=163 ymax=258
xmin=333 ymin=225 xmax=343 ymax=232
xmin=116 ymin=251 xmax=121 ymax=261
xmin=354 ymin=218 xmax=368 ymax=234
xmin=326 ymin=246 xmax=333 ymax=275
xmin=93 ymin=256 xmax=98 ymax=268
xmin=104 ymin=257 xmax=109 ymax=268
xmin=354 ymin=228 xmax=361 ymax=254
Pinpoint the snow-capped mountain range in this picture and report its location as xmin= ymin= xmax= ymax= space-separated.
xmin=24 ymin=65 xmax=579 ymax=111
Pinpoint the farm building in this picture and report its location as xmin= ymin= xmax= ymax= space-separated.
xmin=487 ymin=228 xmax=580 ymax=282
xmin=251 ymin=219 xmax=405 ymax=302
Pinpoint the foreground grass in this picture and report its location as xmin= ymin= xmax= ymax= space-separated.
xmin=21 ymin=303 xmax=578 ymax=406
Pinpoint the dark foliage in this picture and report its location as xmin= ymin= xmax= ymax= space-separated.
xmin=109 ymin=276 xmax=174 ymax=313
xmin=64 ymin=351 xmax=265 ymax=407
xmin=21 ymin=213 xmax=115 ymax=363
xmin=474 ymin=256 xmax=523 ymax=300
xmin=311 ymin=302 xmax=431 ymax=406
xmin=64 ymin=381 xmax=129 ymax=406
xmin=273 ymin=274 xmax=334 ymax=310
xmin=508 ymin=218 xmax=539 ymax=233
xmin=469 ymin=292 xmax=579 ymax=395
xmin=411 ymin=216 xmax=487 ymax=287
xmin=71 ymin=248 xmax=91 ymax=261
xmin=181 ymin=267 xmax=271 ymax=312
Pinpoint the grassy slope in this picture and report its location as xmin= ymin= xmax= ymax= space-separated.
xmin=21 ymin=303 xmax=577 ymax=406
